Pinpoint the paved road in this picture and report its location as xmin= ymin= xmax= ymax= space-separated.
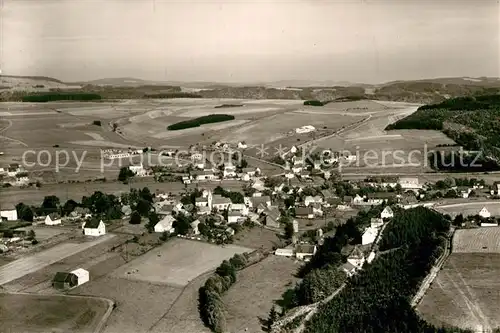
xmin=0 ymin=234 xmax=115 ymax=285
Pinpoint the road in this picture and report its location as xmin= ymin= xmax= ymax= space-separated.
xmin=0 ymin=234 xmax=115 ymax=286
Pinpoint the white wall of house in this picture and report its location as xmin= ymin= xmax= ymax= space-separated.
xmin=0 ymin=209 xmax=17 ymax=221
xmin=45 ymin=216 xmax=62 ymax=225
xmin=84 ymin=221 xmax=106 ymax=236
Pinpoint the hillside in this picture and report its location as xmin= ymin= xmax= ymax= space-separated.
xmin=1 ymin=75 xmax=500 ymax=104
xmin=386 ymin=94 xmax=500 ymax=162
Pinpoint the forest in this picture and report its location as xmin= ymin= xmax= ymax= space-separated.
xmin=304 ymin=207 xmax=473 ymax=333
xmin=167 ymin=114 xmax=235 ymax=130
xmin=21 ymin=93 xmax=102 ymax=102
xmin=385 ymin=94 xmax=500 ymax=163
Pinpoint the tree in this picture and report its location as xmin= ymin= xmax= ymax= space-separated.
xmin=93 ymin=120 xmax=102 ymax=126
xmin=16 ymin=203 xmax=34 ymax=222
xmin=146 ymin=212 xmax=159 ymax=233
xmin=295 ymin=267 xmax=347 ymax=305
xmin=267 ymin=306 xmax=280 ymax=331
xmin=41 ymin=195 xmax=60 ymax=214
xmin=173 ymin=213 xmax=191 ymax=235
xmin=118 ymin=167 xmax=134 ymax=182
xmin=27 ymin=229 xmax=36 ymax=241
xmin=453 ymin=214 xmax=465 ymax=226
xmin=62 ymin=199 xmax=78 ymax=216
xmin=129 ymin=211 xmax=141 ymax=224
xmin=284 ymin=222 xmax=295 ymax=239
xmin=135 ymin=198 xmax=152 ymax=217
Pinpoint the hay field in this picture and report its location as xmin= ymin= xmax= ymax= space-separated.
xmin=0 ymin=293 xmax=110 ymax=333
xmin=453 ymin=227 xmax=500 ymax=253
xmin=16 ymin=226 xmax=70 ymax=241
xmin=436 ymin=202 xmax=500 ymax=219
xmin=223 ymin=255 xmax=301 ymax=333
xmin=418 ymin=253 xmax=500 ymax=331
xmin=110 ymin=238 xmax=251 ymax=287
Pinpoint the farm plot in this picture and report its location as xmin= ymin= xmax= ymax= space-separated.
xmin=437 ymin=202 xmax=500 ymax=219
xmin=110 ymin=238 xmax=251 ymax=286
xmin=16 ymin=226 xmax=69 ymax=241
xmin=0 ymin=293 xmax=111 ymax=333
xmin=418 ymin=253 xmax=500 ymax=331
xmin=232 ymin=226 xmax=284 ymax=251
xmin=452 ymin=227 xmax=500 ymax=253
xmin=223 ymin=255 xmax=301 ymax=333
xmin=71 ymin=276 xmax=182 ymax=333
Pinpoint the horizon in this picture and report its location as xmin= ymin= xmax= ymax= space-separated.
xmin=2 ymin=0 xmax=499 ymax=83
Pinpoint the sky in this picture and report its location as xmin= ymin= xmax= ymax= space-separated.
xmin=1 ymin=0 xmax=499 ymax=83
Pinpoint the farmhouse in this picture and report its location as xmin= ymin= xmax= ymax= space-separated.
xmin=242 ymin=167 xmax=260 ymax=177
xmin=228 ymin=211 xmax=245 ymax=224
xmin=352 ymin=194 xmax=364 ymax=205
xmin=251 ymin=179 xmax=265 ymax=191
xmin=211 ymin=195 xmax=232 ymax=210
xmin=52 ymin=268 xmax=89 ymax=290
xmin=45 ymin=213 xmax=62 ymax=226
xmin=381 ymin=206 xmax=394 ymax=219
xmin=262 ymin=206 xmax=281 ymax=228
xmin=275 ymin=247 xmax=295 ymax=257
xmin=304 ymin=195 xmax=323 ymax=207
xmin=194 ymin=169 xmax=217 ymax=181
xmin=296 ymin=206 xmax=314 ymax=219
xmin=195 ymin=196 xmax=209 ymax=207
xmin=362 ymin=226 xmax=378 ymax=245
xmin=479 ymin=207 xmax=491 ymax=218
xmin=398 ymin=177 xmax=421 ymax=190
xmin=128 ymin=163 xmax=147 ymax=177
xmin=0 ymin=209 xmax=17 ymax=221
xmin=229 ymin=203 xmax=249 ymax=216
xmin=154 ymin=215 xmax=175 ymax=233
xmin=347 ymin=246 xmax=365 ymax=269
xmin=248 ymin=196 xmax=272 ymax=209
xmin=295 ymin=244 xmax=317 ymax=260
xmin=223 ymin=164 xmax=237 ymax=179
xmin=83 ymin=219 xmax=106 ymax=236
xmin=366 ymin=192 xmax=397 ymax=205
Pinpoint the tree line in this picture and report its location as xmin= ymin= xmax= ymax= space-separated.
xmin=21 ymin=93 xmax=102 ymax=102
xmin=167 ymin=114 xmax=235 ymax=131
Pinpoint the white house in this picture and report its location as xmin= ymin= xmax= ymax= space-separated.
xmin=223 ymin=164 xmax=237 ymax=179
xmin=228 ymin=211 xmax=245 ymax=224
xmin=304 ymin=196 xmax=323 ymax=207
xmin=195 ymin=195 xmax=210 ymax=207
xmin=154 ymin=215 xmax=176 ymax=233
xmin=275 ymin=247 xmax=294 ymax=257
xmin=398 ymin=177 xmax=421 ymax=190
xmin=251 ymin=179 xmax=266 ymax=191
xmin=479 ymin=207 xmax=491 ymax=218
xmin=128 ymin=163 xmax=147 ymax=177
xmin=45 ymin=213 xmax=62 ymax=226
xmin=292 ymin=220 xmax=299 ymax=233
xmin=230 ymin=203 xmax=249 ymax=216
xmin=352 ymin=194 xmax=364 ymax=205
xmin=295 ymin=244 xmax=317 ymax=261
xmin=70 ymin=268 xmax=90 ymax=287
xmin=295 ymin=206 xmax=314 ymax=219
xmin=347 ymin=246 xmax=365 ymax=269
xmin=238 ymin=141 xmax=248 ymax=149
xmin=362 ymin=227 xmax=378 ymax=245
xmin=195 ymin=169 xmax=217 ymax=181
xmin=83 ymin=219 xmax=106 ymax=236
xmin=211 ymin=195 xmax=232 ymax=211
xmin=381 ymin=206 xmax=394 ymax=219
xmin=0 ymin=209 xmax=17 ymax=221
xmin=285 ymin=172 xmax=295 ymax=179
xmin=481 ymin=222 xmax=498 ymax=227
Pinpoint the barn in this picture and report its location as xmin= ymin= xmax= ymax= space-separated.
xmin=52 ymin=268 xmax=89 ymax=290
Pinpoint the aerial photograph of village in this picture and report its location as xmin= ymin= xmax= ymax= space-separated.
xmin=0 ymin=0 xmax=499 ymax=332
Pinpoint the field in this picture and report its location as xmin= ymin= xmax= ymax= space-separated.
xmin=16 ymin=226 xmax=70 ymax=241
xmin=436 ymin=201 xmax=500 ymax=219
xmin=0 ymin=293 xmax=111 ymax=333
xmin=110 ymin=238 xmax=251 ymax=286
xmin=418 ymin=253 xmax=500 ymax=331
xmin=453 ymin=227 xmax=500 ymax=253
xmin=232 ymin=226 xmax=284 ymax=251
xmin=0 ymin=234 xmax=115 ymax=286
xmin=223 ymin=255 xmax=301 ymax=333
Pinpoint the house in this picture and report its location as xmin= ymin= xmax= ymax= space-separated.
xmin=249 ymin=196 xmax=272 ymax=209
xmin=238 ymin=141 xmax=247 ymax=149
xmin=295 ymin=206 xmax=313 ymax=220
xmin=398 ymin=177 xmax=421 ymax=190
xmin=479 ymin=207 xmax=491 ymax=218
xmin=194 ymin=169 xmax=217 ymax=181
xmin=336 ymin=204 xmax=351 ymax=211
xmin=295 ymin=244 xmax=317 ymax=261
xmin=195 ymin=196 xmax=209 ymax=207
xmin=366 ymin=251 xmax=376 ymax=264
xmin=292 ymin=220 xmax=299 ymax=233
xmin=229 ymin=203 xmax=249 ymax=216
xmin=6 ymin=163 xmax=23 ymax=177
xmin=285 ymin=172 xmax=295 ymax=179
xmin=343 ymin=196 xmax=353 ymax=204
xmin=370 ymin=218 xmax=384 ymax=229
xmin=481 ymin=221 xmax=498 ymax=227
xmin=0 ymin=209 xmax=17 ymax=221
xmin=275 ymin=247 xmax=295 ymax=257
xmin=240 ymin=173 xmax=251 ymax=182
xmin=347 ymin=246 xmax=365 ymax=268
xmin=458 ymin=187 xmax=472 ymax=199
xmin=252 ymin=179 xmax=265 ymax=191
xmin=228 ymin=211 xmax=245 ymax=224
xmin=366 ymin=192 xmax=397 ymax=205
xmin=83 ymin=219 xmax=106 ymax=236
xmin=225 ymin=227 xmax=235 ymax=236
xmin=242 ymin=167 xmax=259 ymax=177
xmin=154 ymin=215 xmax=176 ymax=233
xmin=320 ymin=189 xmax=335 ymax=200
xmin=223 ymin=164 xmax=237 ymax=179
xmin=304 ymin=195 xmax=323 ymax=207
xmin=52 ymin=272 xmax=78 ymax=290
xmin=191 ymin=219 xmax=201 ymax=234
xmin=211 ymin=195 xmax=232 ymax=210
xmin=197 ymin=206 xmax=211 ymax=215
xmin=323 ymin=170 xmax=332 ymax=180
xmin=380 ymin=206 xmax=394 ymax=219
xmin=352 ymin=194 xmax=365 ymax=205
xmin=342 ymin=262 xmax=357 ymax=277
xmin=182 ymin=175 xmax=192 ymax=184
xmin=45 ymin=213 xmax=62 ymax=226
xmin=70 ymin=268 xmax=90 ymax=287
xmin=263 ymin=206 xmax=281 ymax=228
xmin=292 ymin=165 xmax=303 ymax=174
xmin=311 ymin=203 xmax=323 ymax=217
xmin=128 ymin=163 xmax=147 ymax=177
xmin=362 ymin=226 xmax=378 ymax=245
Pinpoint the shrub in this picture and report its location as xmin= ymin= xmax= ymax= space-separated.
xmin=21 ymin=93 xmax=102 ymax=102
xmin=129 ymin=211 xmax=141 ymax=224
xmin=304 ymin=100 xmax=324 ymax=106
xmin=93 ymin=120 xmax=102 ymax=126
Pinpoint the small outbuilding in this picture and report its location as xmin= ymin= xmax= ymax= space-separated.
xmin=83 ymin=219 xmax=106 ymax=236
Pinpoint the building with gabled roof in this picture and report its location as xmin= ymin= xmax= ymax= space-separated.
xmin=380 ymin=206 xmax=394 ymax=219
xmin=83 ymin=219 xmax=106 ymax=236
xmin=347 ymin=246 xmax=365 ymax=268
xmin=154 ymin=215 xmax=175 ymax=233
xmin=45 ymin=213 xmax=62 ymax=226
xmin=295 ymin=244 xmax=317 ymax=261
xmin=479 ymin=207 xmax=491 ymax=218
